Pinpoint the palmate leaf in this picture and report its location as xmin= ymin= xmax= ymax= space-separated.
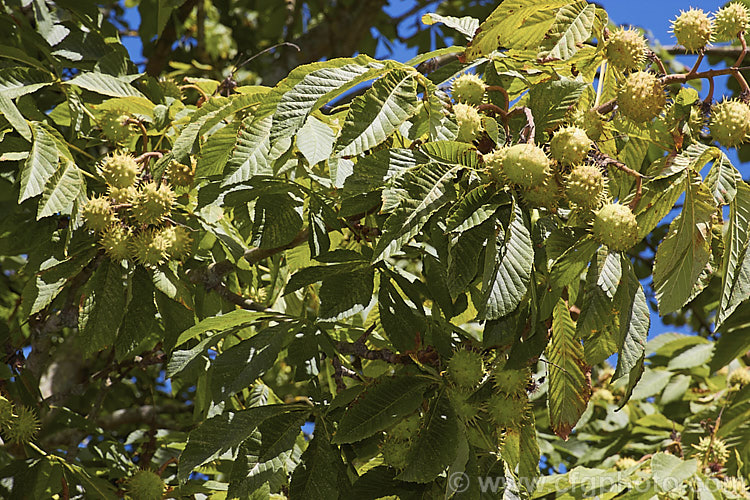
xmin=332 ymin=376 xmax=432 ymax=444
xmin=464 ymin=0 xmax=571 ymax=61
xmin=653 ymin=172 xmax=716 ymax=315
xmin=178 ymin=403 xmax=311 ymax=482
xmin=547 ymin=299 xmax=591 ymax=440
xmin=397 ymin=391 xmax=461 ymax=483
xmin=480 ymin=203 xmax=533 ymax=320
xmin=372 ymin=163 xmax=459 ymax=262
xmin=716 ymin=181 xmax=750 ymax=329
xmin=537 ymin=1 xmax=596 ymax=61
xmin=335 ymin=68 xmax=420 ymax=157
xmin=195 ymin=120 xmax=241 ymax=178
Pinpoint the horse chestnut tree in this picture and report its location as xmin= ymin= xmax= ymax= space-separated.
xmin=1 ymin=0 xmax=750 ymax=498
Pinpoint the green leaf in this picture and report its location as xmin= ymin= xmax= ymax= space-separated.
xmin=465 ymin=0 xmax=571 ymax=60
xmin=285 ymin=262 xmax=365 ymax=295
xmin=0 ymin=67 xmax=54 ymax=99
xmin=445 ymin=183 xmax=504 ymax=233
xmin=613 ymin=257 xmax=649 ymax=383
xmin=420 ymin=140 xmax=480 ymax=168
xmin=448 ymin=220 xmax=494 ymax=297
xmin=195 ymin=120 xmax=241 ymax=178
xmin=650 ymin=453 xmax=698 ymax=492
xmin=537 ymin=1 xmax=596 ymax=61
xmin=78 ymin=260 xmax=127 ymax=355
xmin=37 ymin=159 xmax=85 ymax=219
xmin=174 ymin=309 xmax=269 ymax=347
xmin=653 ymin=173 xmax=716 ymax=315
xmin=578 ymin=250 xmax=620 ymax=365
xmin=547 ymin=299 xmax=590 ymax=440
xmin=115 ymin=267 xmax=159 ymax=361
xmin=209 ymin=322 xmax=298 ymax=401
xmin=481 ymin=203 xmax=533 ymax=320
xmin=178 ymin=403 xmax=310 ymax=482
xmin=335 ymin=68 xmax=420 ymax=157
xmin=65 ymin=72 xmax=145 ymax=98
xmin=343 ymin=148 xmax=425 ymax=195
xmin=269 ymin=56 xmax=395 ymax=145
xmin=251 ymin=193 xmax=304 ymax=248
xmin=378 ymin=277 xmax=428 ymax=351
xmin=372 ymin=163 xmax=458 ymax=262
xmin=223 ymin=115 xmax=274 ymax=185
xmin=397 ymin=391 xmax=460 ymax=483
xmin=528 ymin=77 xmax=587 ymax=136
xmin=716 ymin=181 xmax=750 ymax=329
xmin=290 ymin=432 xmax=349 ymax=500
xmin=704 ymin=148 xmax=741 ymax=205
xmin=0 ymin=93 xmax=31 ymax=140
xmin=549 ymin=235 xmax=599 ymax=289
xmin=319 ymin=268 xmax=374 ymax=321
xmin=420 ymin=13 xmax=480 ymax=40
xmin=19 ymin=122 xmax=59 ymax=202
xmin=332 ymin=376 xmax=432 ymax=444
xmin=297 ymin=116 xmax=335 ymax=166
xmin=634 ymin=173 xmax=687 ymax=239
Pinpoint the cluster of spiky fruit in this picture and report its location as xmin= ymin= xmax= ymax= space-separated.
xmin=710 ymin=99 xmax=750 ymax=148
xmin=125 ymin=470 xmax=166 ymax=500
xmin=0 ymin=397 xmax=40 ymax=445
xmin=443 ymin=352 xmax=533 ymax=451
xmin=605 ymin=28 xmax=648 ymax=71
xmin=81 ymin=151 xmax=193 ymax=267
xmin=550 ymin=126 xmax=592 ymax=166
xmin=692 ymin=436 xmax=730 ymax=465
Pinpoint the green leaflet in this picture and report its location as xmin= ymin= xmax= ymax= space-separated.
xmin=537 ymin=1 xmax=596 ymax=61
xmin=332 ymin=376 xmax=432 ymax=444
xmin=335 ymin=68 xmax=420 ymax=157
xmin=547 ymin=299 xmax=590 ymax=440
xmin=653 ymin=173 xmax=716 ymax=315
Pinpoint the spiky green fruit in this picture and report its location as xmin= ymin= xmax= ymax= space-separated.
xmin=5 ymin=405 xmax=39 ymax=444
xmin=447 ymin=350 xmax=484 ymax=389
xmin=571 ymin=108 xmax=605 ymax=141
xmin=388 ymin=414 xmax=421 ymax=441
xmin=487 ymin=393 xmax=528 ymax=428
xmin=109 ymin=185 xmax=138 ymax=204
xmin=454 ymin=103 xmax=484 ymax=142
xmin=484 ymin=148 xmax=508 ymax=184
xmin=130 ymin=229 xmax=170 ymax=267
xmin=126 ymin=470 xmax=165 ymax=500
xmin=565 ymin=164 xmax=605 ymax=209
xmin=550 ymin=126 xmax=592 ymax=166
xmin=99 ymin=111 xmax=132 ymax=143
xmin=615 ymin=457 xmax=639 ymax=471
xmin=729 ymin=368 xmax=750 ymax=388
xmin=0 ymin=397 xmax=13 ymax=427
xmin=692 ymin=436 xmax=730 ymax=464
xmin=381 ymin=437 xmax=410 ymax=469
xmin=452 ymin=73 xmax=485 ymax=105
xmin=592 ymin=203 xmax=639 ymax=251
xmin=100 ymin=225 xmax=131 ymax=261
xmin=100 ymin=152 xmax=140 ymax=189
xmin=160 ymin=226 xmax=193 ymax=260
xmin=492 ymin=367 xmax=531 ymax=398
xmin=501 ymin=143 xmax=550 ymax=188
xmin=522 ymin=174 xmax=562 ymax=211
xmin=166 ymin=159 xmax=195 ymax=187
xmin=722 ymin=476 xmax=750 ymax=499
xmin=710 ymin=99 xmax=750 ymax=148
xmin=82 ymin=196 xmax=117 ymax=232
xmin=617 ymin=71 xmax=666 ymax=123
xmin=671 ymin=8 xmax=713 ymax=52
xmin=131 ymin=182 xmax=176 ymax=225
xmin=605 ymin=28 xmax=647 ymax=71
xmin=447 ymin=388 xmax=481 ymax=424
xmin=715 ymin=3 xmax=750 ymax=42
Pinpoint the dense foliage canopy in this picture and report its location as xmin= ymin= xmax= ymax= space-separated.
xmin=2 ymin=0 xmax=750 ymax=498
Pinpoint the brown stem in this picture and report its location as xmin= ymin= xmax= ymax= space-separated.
xmin=686 ymin=53 xmax=704 ymax=78
xmin=336 ymin=340 xmax=406 ymax=364
xmin=734 ymin=33 xmax=748 ymax=68
xmin=244 ymin=228 xmax=310 ymax=265
xmin=589 ymin=150 xmax=644 ymax=209
xmin=647 ymin=50 xmax=668 ymax=75
xmin=180 ymin=83 xmax=210 ymax=104
xmin=484 ymin=85 xmax=510 ymax=112
xmin=61 ymin=475 xmax=69 ymax=500
xmin=135 ymin=151 xmax=163 ymax=164
xmin=157 ymin=457 xmax=178 ymax=476
xmin=145 ymin=0 xmax=201 ymax=76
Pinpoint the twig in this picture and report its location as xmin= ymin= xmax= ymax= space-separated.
xmin=125 ymin=119 xmax=149 ymax=155
xmin=157 ymin=457 xmax=178 ymax=476
xmin=686 ymin=52 xmax=704 ymax=78
xmin=734 ymin=33 xmax=748 ymax=68
xmin=484 ymin=86 xmax=509 ymax=112
xmin=135 ymin=151 xmax=164 ymax=164
xmin=647 ymin=50 xmax=668 ymax=76
xmin=589 ymin=149 xmax=645 ymax=209
xmin=244 ymin=228 xmax=310 ymax=265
